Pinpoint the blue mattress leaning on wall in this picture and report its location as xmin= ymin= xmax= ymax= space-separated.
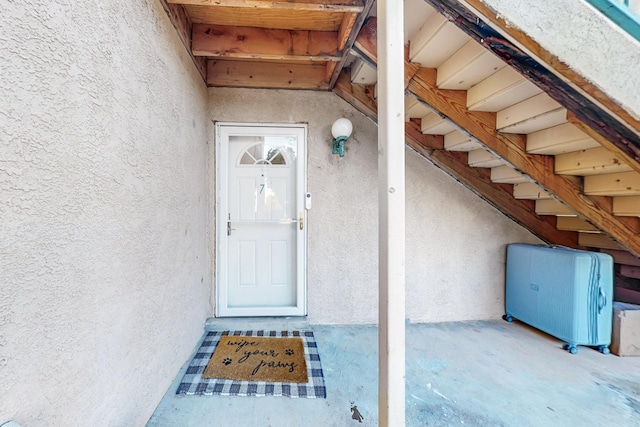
xmin=504 ymin=244 xmax=613 ymax=355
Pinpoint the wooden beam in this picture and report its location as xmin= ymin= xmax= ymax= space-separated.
xmin=332 ymin=70 xmax=377 ymax=120
xmin=158 ymin=1 xmax=207 ymax=82
xmin=407 ymin=66 xmax=640 ymax=255
xmin=601 ymin=249 xmax=640 ymax=267
xmin=353 ymin=16 xmax=377 ymax=62
xmin=185 ymin=5 xmax=343 ymax=31
xmin=337 ymin=12 xmax=358 ymax=51
xmin=377 ymin=0 xmax=406 ymax=421
xmin=422 ymin=0 xmax=640 ymax=164
xmin=328 ymin=0 xmax=376 ymax=88
xmin=405 ymin=121 xmax=580 ymax=248
xmin=207 ymin=59 xmax=329 ymax=89
xmin=168 ymin=0 xmax=365 ymax=12
xmin=619 ymin=265 xmax=640 ymax=280
xmin=192 ymin=24 xmax=340 ymax=61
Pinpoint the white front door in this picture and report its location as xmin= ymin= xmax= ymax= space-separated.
xmin=217 ymin=123 xmax=307 ymax=317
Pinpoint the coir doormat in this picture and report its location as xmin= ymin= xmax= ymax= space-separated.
xmin=176 ymin=330 xmax=326 ymax=398
xmin=203 ymin=335 xmax=308 ymax=383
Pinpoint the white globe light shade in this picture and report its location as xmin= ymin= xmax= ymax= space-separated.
xmin=331 ymin=118 xmax=353 ymax=139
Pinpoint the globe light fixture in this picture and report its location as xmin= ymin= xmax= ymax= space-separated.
xmin=331 ymin=118 xmax=353 ymax=157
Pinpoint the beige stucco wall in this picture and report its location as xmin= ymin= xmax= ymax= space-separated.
xmin=208 ymin=88 xmax=542 ymax=325
xmin=0 ymin=1 xmax=210 ymax=425
xmin=481 ymin=0 xmax=640 ymax=123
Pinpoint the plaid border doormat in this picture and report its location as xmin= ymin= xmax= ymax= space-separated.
xmin=176 ymin=330 xmax=326 ymax=398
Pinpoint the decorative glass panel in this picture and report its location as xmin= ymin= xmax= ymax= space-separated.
xmin=238 ymin=142 xmax=288 ymax=166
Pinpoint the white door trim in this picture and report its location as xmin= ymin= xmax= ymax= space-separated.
xmin=215 ymin=122 xmax=307 ymax=317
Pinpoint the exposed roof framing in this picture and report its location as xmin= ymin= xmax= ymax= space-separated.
xmin=163 ymin=0 xmax=374 ymax=89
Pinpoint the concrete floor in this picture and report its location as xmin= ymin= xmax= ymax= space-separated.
xmin=147 ymin=318 xmax=640 ymax=426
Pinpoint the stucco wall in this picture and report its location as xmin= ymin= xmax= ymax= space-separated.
xmin=480 ymin=0 xmax=640 ymax=122
xmin=0 ymin=1 xmax=210 ymax=425
xmin=208 ymin=88 xmax=542 ymax=325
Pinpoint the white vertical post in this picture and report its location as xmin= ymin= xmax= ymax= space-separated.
xmin=377 ymin=0 xmax=405 ymax=425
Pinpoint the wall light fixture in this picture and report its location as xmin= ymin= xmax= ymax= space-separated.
xmin=331 ymin=118 xmax=353 ymax=157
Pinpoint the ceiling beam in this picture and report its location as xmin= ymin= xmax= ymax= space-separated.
xmin=167 ymin=0 xmax=365 ymax=12
xmin=422 ymin=0 xmax=640 ymax=167
xmin=192 ymin=24 xmax=340 ymax=61
xmin=407 ymin=67 xmax=640 ymax=255
xmin=207 ymin=59 xmax=329 ymax=89
xmin=327 ymin=0 xmax=376 ymax=88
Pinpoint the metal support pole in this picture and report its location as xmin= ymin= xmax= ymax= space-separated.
xmin=377 ymin=0 xmax=405 ymax=425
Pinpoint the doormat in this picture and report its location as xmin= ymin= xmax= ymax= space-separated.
xmin=176 ymin=330 xmax=326 ymax=398
xmin=202 ymin=335 xmax=308 ymax=383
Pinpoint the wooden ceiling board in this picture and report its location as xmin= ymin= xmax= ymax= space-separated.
xmin=192 ymin=24 xmax=340 ymax=61
xmin=170 ymin=0 xmax=364 ymax=12
xmin=185 ymin=5 xmax=343 ymax=30
xmin=207 ymin=59 xmax=330 ymax=89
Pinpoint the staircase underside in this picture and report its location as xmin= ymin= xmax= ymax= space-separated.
xmin=333 ymin=0 xmax=640 ymax=299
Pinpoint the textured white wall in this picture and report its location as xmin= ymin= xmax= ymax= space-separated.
xmin=208 ymin=88 xmax=542 ymax=325
xmin=0 ymin=1 xmax=210 ymax=425
xmin=480 ymin=0 xmax=640 ymax=122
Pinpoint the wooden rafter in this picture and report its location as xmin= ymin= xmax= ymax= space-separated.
xmin=327 ymin=0 xmax=376 ymax=88
xmin=192 ymin=24 xmax=341 ymax=61
xmin=207 ymin=59 xmax=329 ymax=89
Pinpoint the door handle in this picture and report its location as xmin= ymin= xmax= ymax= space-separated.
xmin=299 ymin=212 xmax=304 ymax=230
xmin=227 ymin=221 xmax=236 ymax=236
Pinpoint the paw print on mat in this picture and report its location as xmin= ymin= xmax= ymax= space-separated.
xmin=222 ymin=357 xmax=232 ymax=366
xmin=285 ymin=349 xmax=294 ymax=356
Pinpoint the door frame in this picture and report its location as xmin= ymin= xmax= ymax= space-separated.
xmin=215 ymin=122 xmax=308 ymax=317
